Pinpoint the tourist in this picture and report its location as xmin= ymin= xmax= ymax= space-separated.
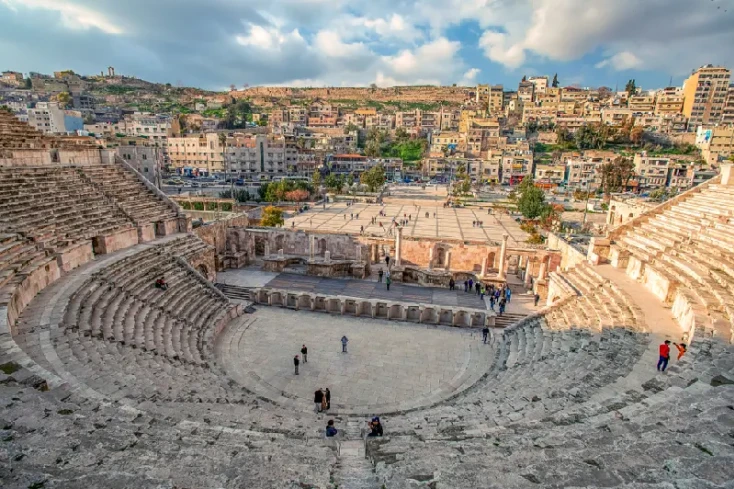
xmin=498 ymin=297 xmax=506 ymax=316
xmin=341 ymin=335 xmax=349 ymax=353
xmin=378 ymin=270 xmax=384 ymax=283
xmin=294 ymin=355 xmax=300 ymax=375
xmin=385 ymin=255 xmax=390 ymax=267
xmin=534 ymin=293 xmax=540 ymax=307
xmin=475 ymin=282 xmax=481 ymax=295
xmin=657 ymin=340 xmax=671 ymax=372
xmin=325 ymin=388 xmax=331 ymax=410
xmin=367 ymin=417 xmax=383 ymax=437
xmin=482 ymin=326 xmax=489 ymax=344
xmin=155 ymin=277 xmax=168 ymax=290
xmin=468 ymin=278 xmax=473 ymax=291
xmin=489 ymin=295 xmax=496 ymax=311
xmin=301 ymin=344 xmax=308 ymax=363
xmin=321 ymin=389 xmax=328 ymax=411
xmin=506 ymin=287 xmax=512 ymax=303
xmin=480 ymin=285 xmax=485 ymax=300
xmin=674 ymin=342 xmax=687 ymax=360
xmin=386 ymin=274 xmax=391 ymax=291
xmin=314 ymin=388 xmax=324 ymax=413
xmin=350 ymin=213 xmax=353 ymax=219
xmin=360 ymin=225 xmax=364 ymax=235
xmin=464 ymin=280 xmax=468 ymax=292
xmin=326 ymin=419 xmax=338 ymax=437
xmin=449 ymin=278 xmax=455 ymax=290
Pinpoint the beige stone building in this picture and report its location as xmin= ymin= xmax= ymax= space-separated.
xmin=528 ymin=76 xmax=548 ymax=95
xmin=696 ymin=125 xmax=734 ymax=165
xmin=628 ymin=95 xmax=656 ymax=113
xmin=633 ymin=152 xmax=698 ymax=190
xmin=682 ymin=65 xmax=731 ymax=128
xmin=654 ymin=87 xmax=685 ymax=115
xmin=723 ymin=84 xmax=734 ymax=125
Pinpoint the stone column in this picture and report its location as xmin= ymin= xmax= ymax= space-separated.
xmin=497 ymin=234 xmax=509 ymax=280
xmin=395 ymin=227 xmax=403 ymax=266
xmin=324 ymin=251 xmax=331 ymax=263
xmin=445 ymin=251 xmax=451 ymax=271
xmin=524 ymin=259 xmax=533 ymax=287
xmin=538 ymin=256 xmax=548 ymax=281
xmin=264 ymin=242 xmax=270 ymax=258
xmin=480 ymin=257 xmax=488 ymax=277
xmin=428 ymin=248 xmax=434 ymax=270
xmin=372 ymin=244 xmax=379 ymax=263
xmin=309 ymin=236 xmax=315 ymax=261
xmin=356 ymin=245 xmax=362 ymax=262
xmin=278 ymin=249 xmax=284 ymax=258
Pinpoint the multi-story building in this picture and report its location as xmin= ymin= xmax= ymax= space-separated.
xmin=26 ymin=102 xmax=83 ymax=134
xmin=1 ymin=71 xmax=24 ymax=87
xmin=723 ymin=84 xmax=734 ymax=126
xmin=328 ymin=154 xmax=402 ymax=180
xmin=628 ymin=94 xmax=656 ymax=113
xmin=633 ymin=152 xmax=700 ymax=191
xmin=563 ymin=152 xmax=616 ymax=190
xmin=501 ymin=153 xmax=533 ymax=185
xmin=682 ymin=65 xmax=731 ymax=129
xmin=696 ymin=125 xmax=734 ymax=165
xmin=518 ymin=80 xmax=534 ymax=103
xmin=430 ymin=132 xmax=465 ymax=156
xmin=654 ymin=87 xmax=685 ymax=115
xmin=528 ymin=76 xmax=548 ymax=96
xmin=475 ymin=84 xmax=504 ymax=114
xmin=522 ymin=103 xmax=558 ymax=126
xmin=116 ymin=145 xmax=160 ymax=183
xmin=288 ymin=106 xmax=308 ymax=126
xmin=534 ymin=163 xmax=566 ymax=189
xmin=422 ymin=156 xmax=498 ymax=182
xmin=601 ymin=107 xmax=633 ymax=126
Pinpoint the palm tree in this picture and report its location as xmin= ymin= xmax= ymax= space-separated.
xmin=219 ymin=132 xmax=233 ymax=198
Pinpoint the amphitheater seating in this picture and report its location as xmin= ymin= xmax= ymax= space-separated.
xmin=79 ymin=164 xmax=179 ymax=225
xmin=611 ymin=182 xmax=734 ymax=340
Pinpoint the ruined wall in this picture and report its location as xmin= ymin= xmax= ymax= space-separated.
xmin=546 ymin=233 xmax=587 ymax=271
xmin=194 ymin=215 xmax=250 ymax=257
xmin=400 ymin=239 xmax=500 ymax=272
xmin=239 ymin=86 xmax=469 ymax=104
xmin=226 ymin=228 xmax=365 ymax=260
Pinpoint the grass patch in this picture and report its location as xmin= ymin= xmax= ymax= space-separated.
xmin=0 ymin=361 xmax=20 ymax=375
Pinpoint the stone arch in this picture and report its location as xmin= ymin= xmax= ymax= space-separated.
xmin=487 ymin=251 xmax=496 ymax=269
xmin=436 ymin=246 xmax=447 ymax=267
xmin=254 ymin=236 xmax=267 ymax=256
xmin=274 ymin=234 xmax=285 ymax=253
xmin=318 ymin=238 xmax=327 ymax=256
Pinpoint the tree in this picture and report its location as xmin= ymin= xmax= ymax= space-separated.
xmin=452 ymin=165 xmax=471 ymax=196
xmin=312 ymin=170 xmax=322 ymax=187
xmin=284 ymin=189 xmax=310 ymax=201
xmin=24 ymin=78 xmax=32 ymax=89
xmin=346 ymin=173 xmax=355 ymax=187
xmin=522 ymin=75 xmax=527 ymax=82
xmin=394 ymin=127 xmax=409 ymax=141
xmin=516 ymin=177 xmax=547 ymax=219
xmin=360 ymin=165 xmax=386 ymax=192
xmin=344 ymin=122 xmax=359 ymax=134
xmin=219 ymin=189 xmax=250 ymax=202
xmin=630 ymin=126 xmax=645 ymax=146
xmin=552 ymin=73 xmax=559 ymax=88
xmin=625 ymin=79 xmax=637 ymax=96
xmin=324 ymin=174 xmax=341 ymax=193
xmin=599 ymin=156 xmax=635 ymax=197
xmin=218 ymin=132 xmax=228 ymax=176
xmin=260 ymin=206 xmax=284 ymax=227
xmin=56 ymin=91 xmax=72 ymax=108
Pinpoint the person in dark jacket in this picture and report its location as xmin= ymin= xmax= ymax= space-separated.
xmin=449 ymin=278 xmax=455 ymax=290
xmin=367 ymin=417 xmax=383 ymax=437
xmin=294 ymin=355 xmax=300 ymax=375
xmin=314 ymin=389 xmax=324 ymax=413
xmin=301 ymin=344 xmax=308 ymax=363
xmin=325 ymin=388 xmax=331 ymax=410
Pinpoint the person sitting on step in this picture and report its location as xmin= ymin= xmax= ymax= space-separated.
xmin=326 ymin=419 xmax=338 ymax=437
xmin=367 ymin=417 xmax=383 ymax=437
xmin=155 ymin=277 xmax=168 ymax=290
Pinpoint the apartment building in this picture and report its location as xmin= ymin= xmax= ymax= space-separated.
xmin=501 ymin=153 xmax=533 ymax=185
xmin=522 ymin=104 xmax=558 ymax=125
xmin=27 ymin=102 xmax=83 ymax=134
xmin=534 ymin=163 xmax=566 ymax=188
xmin=328 ymin=154 xmax=402 ymax=180
xmin=430 ymin=132 xmax=465 ymax=156
xmin=682 ymin=65 xmax=731 ymax=128
xmin=116 ymin=145 xmax=159 ymax=183
xmin=601 ymin=107 xmax=633 ymax=126
xmin=422 ymin=156 xmax=498 ymax=181
xmin=563 ymin=152 xmax=616 ymax=190
xmin=723 ymin=85 xmax=734 ymax=125
xmin=518 ymin=81 xmax=534 ymax=103
xmin=696 ymin=125 xmax=734 ymax=164
xmin=654 ymin=87 xmax=685 ymax=115
xmin=1 ymin=71 xmax=24 ymax=87
xmin=475 ymin=84 xmax=504 ymax=114
xmin=633 ymin=152 xmax=699 ymax=191
xmin=528 ymin=76 xmax=548 ymax=95
xmin=628 ymin=94 xmax=656 ymax=113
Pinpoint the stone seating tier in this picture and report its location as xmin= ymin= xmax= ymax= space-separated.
xmin=611 ymin=182 xmax=734 ymax=341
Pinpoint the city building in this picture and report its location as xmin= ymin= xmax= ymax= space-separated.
xmin=654 ymin=87 xmax=685 ymax=115
xmin=696 ymin=125 xmax=734 ymax=165
xmin=116 ymin=145 xmax=160 ymax=183
xmin=682 ymin=65 xmax=731 ymax=129
xmin=528 ymin=76 xmax=548 ymax=96
xmin=722 ymin=84 xmax=734 ymax=126
xmin=1 ymin=71 xmax=24 ymax=87
xmin=26 ymin=102 xmax=83 ymax=134
xmin=633 ymin=152 xmax=699 ymax=191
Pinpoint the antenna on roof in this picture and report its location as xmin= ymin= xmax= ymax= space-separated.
xmin=669 ymin=75 xmax=673 ymax=87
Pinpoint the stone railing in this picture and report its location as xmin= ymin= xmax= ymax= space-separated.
xmin=607 ymin=173 xmax=722 ymax=241
xmin=251 ymin=287 xmax=495 ymax=328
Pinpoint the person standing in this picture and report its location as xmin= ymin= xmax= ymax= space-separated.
xmin=386 ymin=275 xmax=392 ymax=291
xmin=498 ymin=297 xmax=506 ymax=316
xmin=482 ymin=327 xmax=489 ymax=344
xmin=341 ymin=335 xmax=349 ymax=353
xmin=534 ymin=293 xmax=540 ymax=307
xmin=294 ymin=355 xmax=300 ymax=375
xmin=301 ymin=344 xmax=308 ymax=363
xmin=480 ymin=285 xmax=485 ymax=301
xmin=463 ymin=280 xmax=468 ymax=292
xmin=489 ymin=295 xmax=496 ymax=311
xmin=506 ymin=287 xmax=512 ymax=303
xmin=468 ymin=278 xmax=473 ymax=292
xmin=475 ymin=282 xmax=481 ymax=295
xmin=314 ymin=388 xmax=324 ymax=413
xmin=674 ymin=342 xmax=687 ymax=360
xmin=325 ymin=388 xmax=331 ymax=410
xmin=449 ymin=278 xmax=455 ymax=290
xmin=385 ymin=255 xmax=390 ymax=268
xmin=378 ymin=269 xmax=384 ymax=283
xmin=657 ymin=340 xmax=671 ymax=372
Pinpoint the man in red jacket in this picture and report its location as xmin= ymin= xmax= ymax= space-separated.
xmin=657 ymin=340 xmax=671 ymax=372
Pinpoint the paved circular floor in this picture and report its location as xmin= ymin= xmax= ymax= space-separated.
xmin=215 ymin=307 xmax=493 ymax=415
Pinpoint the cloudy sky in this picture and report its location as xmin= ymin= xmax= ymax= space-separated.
xmin=1 ymin=0 xmax=733 ymax=91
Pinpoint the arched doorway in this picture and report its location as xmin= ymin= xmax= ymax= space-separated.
xmin=436 ymin=247 xmax=447 ymax=267
xmin=318 ymin=238 xmax=327 ymax=256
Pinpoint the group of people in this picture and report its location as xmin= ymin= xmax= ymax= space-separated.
xmin=657 ymin=339 xmax=687 ymax=372
xmin=472 ymin=220 xmax=484 ymax=227
xmin=154 ymin=277 xmax=168 ymax=290
xmin=293 ymin=344 xmax=310 ymax=375
xmin=314 ymin=387 xmax=331 ymax=413
xmin=326 ymin=416 xmax=384 ymax=438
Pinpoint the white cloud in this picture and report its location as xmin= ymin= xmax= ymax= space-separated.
xmin=313 ymin=30 xmax=370 ymax=58
xmin=236 ymin=24 xmax=305 ymax=51
xmin=2 ymin=0 xmax=123 ymax=34
xmin=362 ymin=14 xmax=422 ymax=42
xmin=595 ymin=51 xmax=643 ymax=71
xmin=478 ymin=31 xmax=525 ymax=68
xmin=459 ymin=68 xmax=481 ymax=86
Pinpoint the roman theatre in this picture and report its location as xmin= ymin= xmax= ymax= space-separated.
xmin=1 ymin=112 xmax=733 ymax=488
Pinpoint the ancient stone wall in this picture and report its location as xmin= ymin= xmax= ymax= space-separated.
xmin=194 ymin=216 xmax=250 ymax=257
xmin=226 ymin=228 xmax=366 ymax=261
xmin=546 ymin=233 xmax=587 ymax=271
xmin=239 ymin=86 xmax=469 ymax=104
